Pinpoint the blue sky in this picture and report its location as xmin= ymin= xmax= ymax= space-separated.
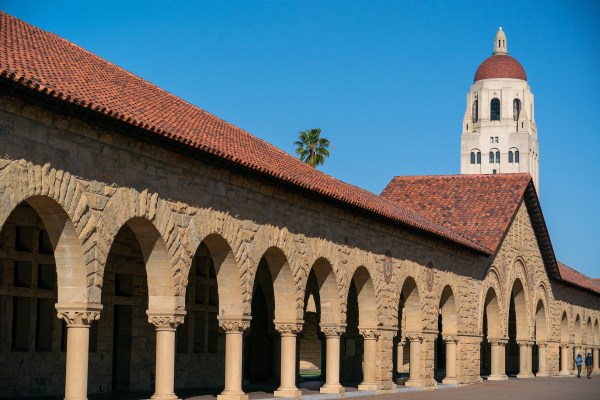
xmin=2 ymin=1 xmax=599 ymax=277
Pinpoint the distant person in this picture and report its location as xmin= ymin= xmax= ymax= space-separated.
xmin=575 ymin=353 xmax=583 ymax=378
xmin=585 ymin=352 xmax=593 ymax=379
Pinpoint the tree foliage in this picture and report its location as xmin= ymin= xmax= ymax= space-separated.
xmin=293 ymin=128 xmax=331 ymax=168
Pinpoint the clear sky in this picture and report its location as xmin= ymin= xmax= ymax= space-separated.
xmin=2 ymin=1 xmax=599 ymax=277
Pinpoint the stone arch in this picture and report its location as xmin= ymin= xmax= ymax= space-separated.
xmin=111 ymin=217 xmax=180 ymax=311
xmin=585 ymin=317 xmax=593 ymax=346
xmin=560 ymin=311 xmax=569 ymax=343
xmin=351 ymin=266 xmax=378 ymax=328
xmin=508 ymin=278 xmax=529 ymax=340
xmin=198 ymin=233 xmax=246 ymax=318
xmin=255 ymin=246 xmax=301 ymax=322
xmin=439 ymin=285 xmax=458 ymax=335
xmin=305 ymin=257 xmax=344 ymax=325
xmin=574 ymin=314 xmax=583 ymax=344
xmin=534 ymin=299 xmax=547 ymax=342
xmin=483 ymin=287 xmax=502 ymax=338
xmin=400 ymin=276 xmax=422 ymax=332
xmin=1 ymin=196 xmax=90 ymax=306
xmin=594 ymin=319 xmax=600 ymax=346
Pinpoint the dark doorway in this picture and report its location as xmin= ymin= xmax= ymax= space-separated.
xmin=112 ymin=305 xmax=133 ymax=391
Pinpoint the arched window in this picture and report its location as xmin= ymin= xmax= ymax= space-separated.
xmin=489 ymin=151 xmax=495 ymax=163
xmin=515 ymin=150 xmax=520 ymax=163
xmin=513 ymin=98 xmax=521 ymax=121
xmin=472 ymin=99 xmax=478 ymax=123
xmin=491 ymin=98 xmax=501 ymax=121
xmin=477 ymin=151 xmax=481 ymax=164
xmin=470 ymin=150 xmax=481 ymax=165
xmin=496 ymin=150 xmax=500 ymax=163
xmin=470 ymin=152 xmax=476 ymax=164
xmin=508 ymin=151 xmax=514 ymax=163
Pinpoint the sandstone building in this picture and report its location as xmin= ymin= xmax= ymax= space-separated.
xmin=0 ymin=13 xmax=598 ymax=400
xmin=460 ymin=28 xmax=540 ymax=190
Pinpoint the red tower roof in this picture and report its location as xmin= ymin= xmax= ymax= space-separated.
xmin=474 ymin=54 xmax=527 ymax=82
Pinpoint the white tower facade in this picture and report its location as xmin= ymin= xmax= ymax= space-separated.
xmin=460 ymin=28 xmax=539 ymax=190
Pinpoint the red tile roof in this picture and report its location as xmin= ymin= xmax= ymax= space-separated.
xmin=381 ymin=174 xmax=532 ymax=254
xmin=0 ymin=12 xmax=487 ymax=254
xmin=557 ymin=262 xmax=600 ymax=295
xmin=474 ymin=54 xmax=527 ymax=82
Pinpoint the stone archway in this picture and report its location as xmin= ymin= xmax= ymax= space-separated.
xmin=400 ymin=277 xmax=423 ymax=387
xmin=533 ymin=299 xmax=548 ymax=376
xmin=507 ymin=278 xmax=531 ymax=377
xmin=437 ymin=285 xmax=459 ymax=384
xmin=573 ymin=315 xmax=583 ymax=375
xmin=0 ymin=198 xmax=97 ymax=399
xmin=481 ymin=287 xmax=505 ymax=380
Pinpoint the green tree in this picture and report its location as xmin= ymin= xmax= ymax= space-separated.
xmin=293 ymin=128 xmax=331 ymax=168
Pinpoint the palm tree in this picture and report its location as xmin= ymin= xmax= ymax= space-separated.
xmin=293 ymin=128 xmax=331 ymax=168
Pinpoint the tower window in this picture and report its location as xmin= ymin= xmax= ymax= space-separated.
xmin=513 ymin=98 xmax=521 ymax=121
xmin=508 ymin=151 xmax=513 ymax=163
xmin=496 ymin=150 xmax=500 ymax=163
xmin=472 ymin=99 xmax=478 ymax=123
xmin=470 ymin=150 xmax=481 ymax=165
xmin=489 ymin=151 xmax=495 ymax=164
xmin=470 ymin=152 xmax=476 ymax=164
xmin=477 ymin=151 xmax=481 ymax=164
xmin=515 ymin=150 xmax=519 ymax=163
xmin=491 ymin=98 xmax=501 ymax=121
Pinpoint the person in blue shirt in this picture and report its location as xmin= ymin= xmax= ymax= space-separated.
xmin=575 ymin=353 xmax=583 ymax=378
xmin=585 ymin=352 xmax=593 ymax=379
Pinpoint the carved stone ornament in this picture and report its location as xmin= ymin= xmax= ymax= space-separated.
xmin=405 ymin=332 xmax=423 ymax=342
xmin=320 ymin=324 xmax=346 ymax=337
xmin=56 ymin=303 xmax=103 ymax=328
xmin=275 ymin=322 xmax=303 ymax=336
xmin=359 ymin=329 xmax=381 ymax=339
xmin=487 ymin=337 xmax=502 ymax=346
xmin=442 ymin=335 xmax=459 ymax=344
xmin=516 ymin=339 xmax=533 ymax=347
xmin=147 ymin=311 xmax=186 ymax=330
xmin=218 ymin=317 xmax=251 ymax=333
xmin=537 ymin=341 xmax=547 ymax=348
xmin=560 ymin=343 xmax=571 ymax=349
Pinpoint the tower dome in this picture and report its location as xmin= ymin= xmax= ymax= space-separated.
xmin=474 ymin=28 xmax=527 ymax=82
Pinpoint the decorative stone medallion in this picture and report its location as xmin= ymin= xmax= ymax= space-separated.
xmin=383 ymin=250 xmax=393 ymax=284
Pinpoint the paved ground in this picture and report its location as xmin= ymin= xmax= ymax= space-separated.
xmin=5 ymin=376 xmax=598 ymax=400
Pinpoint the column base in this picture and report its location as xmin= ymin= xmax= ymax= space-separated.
xmin=442 ymin=378 xmax=459 ymax=385
xmin=274 ymin=388 xmax=302 ymax=398
xmin=516 ymin=373 xmax=535 ymax=379
xmin=217 ymin=392 xmax=249 ymax=400
xmin=151 ymin=394 xmax=179 ymax=400
xmin=487 ymin=374 xmax=508 ymax=381
xmin=535 ymin=371 xmax=550 ymax=377
xmin=358 ymin=383 xmax=380 ymax=391
xmin=404 ymin=379 xmax=423 ymax=388
xmin=320 ymin=385 xmax=345 ymax=394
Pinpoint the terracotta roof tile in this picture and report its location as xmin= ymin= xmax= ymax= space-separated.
xmin=557 ymin=262 xmax=600 ymax=295
xmin=380 ymin=174 xmax=532 ymax=253
xmin=474 ymin=54 xmax=527 ymax=82
xmin=0 ymin=12 xmax=487 ymax=254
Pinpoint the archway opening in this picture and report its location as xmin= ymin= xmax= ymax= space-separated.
xmin=559 ymin=312 xmax=569 ymax=372
xmin=299 ymin=269 xmax=323 ymax=379
xmin=480 ymin=287 xmax=500 ymax=378
xmin=533 ymin=299 xmax=547 ymax=375
xmin=435 ymin=286 xmax=457 ymax=382
xmin=506 ymin=279 xmax=527 ymax=376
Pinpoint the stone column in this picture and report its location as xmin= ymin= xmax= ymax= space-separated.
xmin=274 ymin=322 xmax=303 ymax=398
xmin=573 ymin=345 xmax=581 ymax=375
xmin=536 ymin=341 xmax=549 ymax=377
xmin=56 ymin=304 xmax=102 ymax=400
xmin=499 ymin=339 xmax=508 ymax=377
xmin=593 ymin=348 xmax=599 ymax=371
xmin=405 ymin=333 xmax=424 ymax=387
xmin=442 ymin=335 xmax=459 ymax=384
xmin=147 ymin=311 xmax=186 ymax=400
xmin=487 ymin=338 xmax=508 ymax=381
xmin=358 ymin=329 xmax=380 ymax=390
xmin=516 ymin=340 xmax=534 ymax=378
xmin=319 ymin=324 xmax=345 ymax=394
xmin=560 ymin=344 xmax=571 ymax=376
xmin=396 ymin=338 xmax=406 ymax=383
xmin=217 ymin=317 xmax=251 ymax=400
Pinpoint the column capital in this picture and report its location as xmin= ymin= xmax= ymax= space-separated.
xmin=218 ymin=316 xmax=251 ymax=333
xmin=537 ymin=341 xmax=547 ymax=348
xmin=56 ymin=303 xmax=103 ymax=327
xmin=274 ymin=321 xmax=303 ymax=336
xmin=320 ymin=323 xmax=346 ymax=337
xmin=443 ymin=335 xmax=459 ymax=344
xmin=359 ymin=328 xmax=380 ymax=339
xmin=147 ymin=310 xmax=186 ymax=330
xmin=405 ymin=332 xmax=423 ymax=342
xmin=560 ymin=343 xmax=571 ymax=349
xmin=487 ymin=337 xmax=507 ymax=346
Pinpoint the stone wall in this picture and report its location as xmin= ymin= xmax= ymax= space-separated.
xmin=0 ymin=92 xmax=598 ymax=397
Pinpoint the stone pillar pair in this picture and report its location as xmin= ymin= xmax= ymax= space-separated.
xmin=535 ymin=341 xmax=549 ymax=377
xmin=487 ymin=338 xmax=508 ymax=380
xmin=273 ymin=321 xmax=304 ymax=398
xmin=404 ymin=333 xmax=424 ymax=387
xmin=320 ymin=324 xmax=346 ymax=394
xmin=357 ymin=328 xmax=381 ymax=390
xmin=442 ymin=335 xmax=459 ymax=384
xmin=559 ymin=344 xmax=571 ymax=376
xmin=516 ymin=339 xmax=534 ymax=378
